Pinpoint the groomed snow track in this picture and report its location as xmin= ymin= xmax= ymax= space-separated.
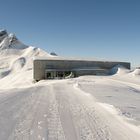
xmin=0 ymin=79 xmax=140 ymax=140
xmin=5 ymin=83 xmax=110 ymax=140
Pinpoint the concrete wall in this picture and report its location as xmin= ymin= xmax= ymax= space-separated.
xmin=33 ymin=59 xmax=130 ymax=80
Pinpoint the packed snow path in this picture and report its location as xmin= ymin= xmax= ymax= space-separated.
xmin=0 ymin=80 xmax=140 ymax=140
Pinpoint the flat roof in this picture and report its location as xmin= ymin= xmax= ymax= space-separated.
xmin=33 ymin=56 xmax=98 ymax=61
xmin=33 ymin=56 xmax=130 ymax=64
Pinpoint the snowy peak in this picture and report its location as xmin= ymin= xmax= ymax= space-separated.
xmin=0 ymin=29 xmax=27 ymax=51
xmin=8 ymin=33 xmax=18 ymax=43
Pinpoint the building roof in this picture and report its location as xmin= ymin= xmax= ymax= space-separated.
xmin=33 ymin=56 xmax=128 ymax=63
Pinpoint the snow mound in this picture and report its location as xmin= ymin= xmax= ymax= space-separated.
xmin=110 ymin=64 xmax=130 ymax=75
xmin=131 ymin=69 xmax=140 ymax=76
xmin=0 ymin=46 xmax=51 ymax=79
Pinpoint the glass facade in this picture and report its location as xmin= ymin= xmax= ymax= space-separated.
xmin=45 ymin=70 xmax=73 ymax=79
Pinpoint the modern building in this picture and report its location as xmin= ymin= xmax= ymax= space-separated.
xmin=33 ymin=57 xmax=130 ymax=81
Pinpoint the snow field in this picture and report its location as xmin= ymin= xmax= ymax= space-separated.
xmin=0 ymin=30 xmax=140 ymax=140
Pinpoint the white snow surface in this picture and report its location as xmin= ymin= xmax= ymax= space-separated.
xmin=0 ymin=30 xmax=140 ymax=140
xmin=131 ymin=68 xmax=140 ymax=76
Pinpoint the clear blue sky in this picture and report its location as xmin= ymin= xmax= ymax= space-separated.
xmin=0 ymin=0 xmax=140 ymax=66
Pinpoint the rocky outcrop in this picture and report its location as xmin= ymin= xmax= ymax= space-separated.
xmin=0 ymin=30 xmax=8 ymax=43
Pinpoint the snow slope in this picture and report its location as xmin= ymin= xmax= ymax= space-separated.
xmin=0 ymin=30 xmax=140 ymax=140
xmin=0 ymin=30 xmax=52 ymax=80
xmin=131 ymin=68 xmax=140 ymax=76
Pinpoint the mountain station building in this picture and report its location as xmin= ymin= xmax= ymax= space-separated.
xmin=33 ymin=57 xmax=130 ymax=81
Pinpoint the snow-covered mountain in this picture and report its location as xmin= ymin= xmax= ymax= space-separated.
xmin=0 ymin=30 xmax=26 ymax=51
xmin=0 ymin=29 xmax=52 ymax=79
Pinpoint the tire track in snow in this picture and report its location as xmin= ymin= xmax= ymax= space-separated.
xmin=0 ymin=88 xmax=38 ymax=140
xmin=69 ymin=96 xmax=111 ymax=140
xmin=27 ymin=86 xmax=50 ymax=140
xmin=73 ymin=82 xmax=111 ymax=140
xmin=53 ymin=83 xmax=111 ymax=140
xmin=9 ymin=86 xmax=65 ymax=140
xmin=73 ymin=85 xmax=111 ymax=140
xmin=8 ymin=86 xmax=48 ymax=140
xmin=9 ymin=84 xmax=66 ymax=140
xmin=46 ymin=85 xmax=66 ymax=140
xmin=4 ymin=81 xmax=110 ymax=140
xmin=54 ymin=84 xmax=78 ymax=140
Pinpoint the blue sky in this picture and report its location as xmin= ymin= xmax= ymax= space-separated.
xmin=0 ymin=0 xmax=140 ymax=66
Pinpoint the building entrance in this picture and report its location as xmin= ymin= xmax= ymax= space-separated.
xmin=45 ymin=70 xmax=74 ymax=79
